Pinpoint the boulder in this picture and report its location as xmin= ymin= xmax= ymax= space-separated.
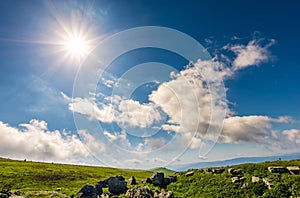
xmin=76 ymin=184 xmax=98 ymax=198
xmin=100 ymin=194 xmax=109 ymax=198
xmin=0 ymin=192 xmax=9 ymax=198
xmin=169 ymin=176 xmax=177 ymax=183
xmin=116 ymin=175 xmax=125 ymax=181
xmin=231 ymin=176 xmax=245 ymax=183
xmin=154 ymin=190 xmax=174 ymax=198
xmin=287 ymin=166 xmax=300 ymax=174
xmin=202 ymin=168 xmax=212 ymax=173
xmin=228 ymin=168 xmax=245 ymax=176
xmin=212 ymin=168 xmax=225 ymax=174
xmin=267 ymin=166 xmax=287 ymax=173
xmin=251 ymin=176 xmax=260 ymax=183
xmin=185 ymin=171 xmax=194 ymax=177
xmin=125 ymin=186 xmax=153 ymax=198
xmin=142 ymin=178 xmax=152 ymax=184
xmin=163 ymin=178 xmax=170 ymax=186
xmin=263 ymin=178 xmax=274 ymax=189
xmin=107 ymin=177 xmax=127 ymax=195
xmin=127 ymin=176 xmax=137 ymax=185
xmin=151 ymin=172 xmax=164 ymax=187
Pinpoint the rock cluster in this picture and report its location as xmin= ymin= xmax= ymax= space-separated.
xmin=141 ymin=172 xmax=177 ymax=187
xmin=75 ymin=173 xmax=175 ymax=198
xmin=228 ymin=168 xmax=245 ymax=183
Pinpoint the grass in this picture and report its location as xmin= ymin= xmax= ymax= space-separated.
xmin=1 ymin=157 xmax=300 ymax=197
xmin=0 ymin=158 xmax=152 ymax=197
xmin=149 ymin=167 xmax=175 ymax=177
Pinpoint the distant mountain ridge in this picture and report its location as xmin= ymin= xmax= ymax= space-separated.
xmin=167 ymin=153 xmax=300 ymax=171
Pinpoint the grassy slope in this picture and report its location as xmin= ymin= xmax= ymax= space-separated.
xmin=0 ymin=158 xmax=152 ymax=196
xmin=166 ymin=159 xmax=300 ymax=197
xmin=1 ymin=158 xmax=300 ymax=197
xmin=150 ymin=167 xmax=175 ymax=177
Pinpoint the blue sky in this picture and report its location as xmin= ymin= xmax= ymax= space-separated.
xmin=0 ymin=0 xmax=300 ymax=169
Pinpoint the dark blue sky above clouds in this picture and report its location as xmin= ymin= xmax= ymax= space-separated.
xmin=0 ymin=0 xmax=300 ymax=168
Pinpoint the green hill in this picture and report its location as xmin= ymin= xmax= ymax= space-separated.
xmin=166 ymin=159 xmax=300 ymax=197
xmin=149 ymin=167 xmax=175 ymax=177
xmin=1 ymin=157 xmax=300 ymax=197
xmin=0 ymin=158 xmax=152 ymax=197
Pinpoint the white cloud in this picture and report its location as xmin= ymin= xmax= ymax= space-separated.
xmin=0 ymin=119 xmax=91 ymax=161
xmin=63 ymin=92 xmax=162 ymax=129
xmin=143 ymin=137 xmax=167 ymax=151
xmin=220 ymin=115 xmax=294 ymax=144
xmin=117 ymin=99 xmax=162 ymax=128
xmin=61 ymin=92 xmax=115 ymax=123
xmin=149 ymin=59 xmax=230 ymax=149
xmin=282 ymin=129 xmax=300 ymax=145
xmin=103 ymin=130 xmax=132 ymax=149
xmin=221 ymin=116 xmax=273 ymax=143
xmin=103 ymin=79 xmax=115 ymax=88
xmin=229 ymin=39 xmax=275 ymax=70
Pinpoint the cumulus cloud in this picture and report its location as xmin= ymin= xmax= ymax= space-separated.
xmin=61 ymin=92 xmax=115 ymax=123
xmin=221 ymin=116 xmax=274 ymax=143
xmin=0 ymin=119 xmax=92 ymax=161
xmin=282 ymin=129 xmax=300 ymax=145
xmin=229 ymin=39 xmax=275 ymax=70
xmin=63 ymin=92 xmax=162 ymax=129
xmin=149 ymin=59 xmax=230 ymax=149
xmin=103 ymin=130 xmax=131 ymax=148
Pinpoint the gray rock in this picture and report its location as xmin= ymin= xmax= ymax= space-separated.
xmin=231 ymin=176 xmax=245 ymax=183
xmin=287 ymin=166 xmax=300 ymax=174
xmin=107 ymin=176 xmax=127 ymax=195
xmin=169 ymin=176 xmax=177 ymax=183
xmin=127 ymin=176 xmax=137 ymax=185
xmin=0 ymin=192 xmax=9 ymax=198
xmin=154 ymin=190 xmax=174 ymax=198
xmin=116 ymin=175 xmax=125 ymax=181
xmin=125 ymin=186 xmax=153 ymax=198
xmin=142 ymin=178 xmax=152 ymax=184
xmin=151 ymin=172 xmax=164 ymax=187
xmin=212 ymin=168 xmax=225 ymax=174
xmin=76 ymin=184 xmax=98 ymax=198
xmin=163 ymin=178 xmax=170 ymax=185
xmin=185 ymin=171 xmax=194 ymax=177
xmin=251 ymin=176 xmax=260 ymax=183
xmin=95 ymin=183 xmax=103 ymax=195
xmin=228 ymin=168 xmax=245 ymax=177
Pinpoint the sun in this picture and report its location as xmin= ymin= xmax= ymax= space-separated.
xmin=63 ymin=34 xmax=90 ymax=61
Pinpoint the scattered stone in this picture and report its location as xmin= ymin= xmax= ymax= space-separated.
xmin=231 ymin=176 xmax=245 ymax=183
xmin=142 ymin=178 xmax=152 ymax=184
xmin=100 ymin=193 xmax=109 ymax=198
xmin=228 ymin=168 xmax=245 ymax=176
xmin=107 ymin=176 xmax=127 ymax=195
xmin=0 ymin=192 xmax=9 ymax=198
xmin=185 ymin=171 xmax=194 ymax=177
xmin=163 ymin=178 xmax=171 ymax=186
xmin=169 ymin=176 xmax=177 ymax=183
xmin=151 ymin=172 xmax=165 ymax=187
xmin=202 ymin=168 xmax=212 ymax=173
xmin=76 ymin=184 xmax=98 ymax=198
xmin=212 ymin=168 xmax=225 ymax=174
xmin=241 ymin=183 xmax=248 ymax=189
xmin=287 ymin=166 xmax=300 ymax=174
xmin=116 ymin=175 xmax=125 ymax=181
xmin=125 ymin=186 xmax=153 ymax=198
xmin=263 ymin=178 xmax=274 ymax=189
xmin=267 ymin=166 xmax=288 ymax=173
xmin=251 ymin=176 xmax=260 ymax=183
xmin=127 ymin=176 xmax=137 ymax=185
xmin=154 ymin=189 xmax=174 ymax=198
